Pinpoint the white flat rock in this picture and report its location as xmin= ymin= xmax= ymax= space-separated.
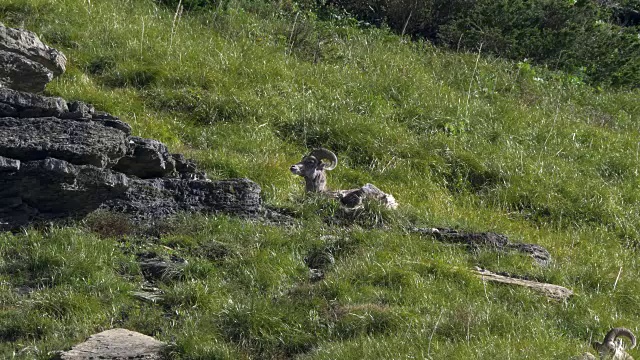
xmin=60 ymin=328 xmax=166 ymax=360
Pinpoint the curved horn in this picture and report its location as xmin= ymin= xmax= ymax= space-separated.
xmin=603 ymin=328 xmax=637 ymax=349
xmin=309 ymin=148 xmax=337 ymax=170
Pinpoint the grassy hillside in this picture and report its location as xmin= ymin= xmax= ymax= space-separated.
xmin=1 ymin=0 xmax=640 ymax=358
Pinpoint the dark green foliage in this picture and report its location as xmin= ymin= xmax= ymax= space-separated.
xmin=86 ymin=56 xmax=116 ymax=76
xmin=156 ymin=0 xmax=229 ymax=11
xmin=610 ymin=0 xmax=640 ymax=27
xmin=0 ymin=311 xmax=49 ymax=341
xmin=105 ymin=67 xmax=165 ymax=89
xmin=327 ymin=0 xmax=640 ymax=87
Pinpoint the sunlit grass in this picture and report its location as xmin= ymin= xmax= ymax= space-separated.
xmin=1 ymin=0 xmax=640 ymax=358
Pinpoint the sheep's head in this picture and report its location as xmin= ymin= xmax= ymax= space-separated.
xmin=290 ymin=148 xmax=338 ymax=192
xmin=593 ymin=328 xmax=636 ymax=359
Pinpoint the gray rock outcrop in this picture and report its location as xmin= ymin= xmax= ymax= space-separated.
xmin=412 ymin=227 xmax=551 ymax=266
xmin=0 ymin=24 xmax=66 ymax=92
xmin=0 ymin=24 xmax=270 ymax=231
xmin=59 ymin=328 xmax=166 ymax=360
xmin=0 ymin=152 xmax=263 ymax=230
xmin=0 ymin=93 xmax=263 ymax=229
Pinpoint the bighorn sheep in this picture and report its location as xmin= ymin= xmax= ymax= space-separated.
xmin=290 ymin=148 xmax=398 ymax=209
xmin=576 ymin=328 xmax=636 ymax=360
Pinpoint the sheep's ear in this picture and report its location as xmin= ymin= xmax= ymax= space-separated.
xmin=317 ymin=161 xmax=326 ymax=170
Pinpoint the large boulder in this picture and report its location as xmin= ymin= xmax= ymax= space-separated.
xmin=0 ymin=50 xmax=54 ymax=93
xmin=0 ymin=24 xmax=66 ymax=92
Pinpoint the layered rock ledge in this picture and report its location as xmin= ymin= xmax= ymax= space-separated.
xmin=0 ymin=87 xmax=263 ymax=231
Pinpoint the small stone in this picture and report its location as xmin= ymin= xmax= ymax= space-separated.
xmin=138 ymin=253 xmax=186 ymax=281
xmin=60 ymin=101 xmax=94 ymax=120
xmin=130 ymin=290 xmax=164 ymax=303
xmin=473 ymin=267 xmax=573 ymax=301
xmin=309 ymin=269 xmax=325 ymax=282
xmin=59 ymin=328 xmax=166 ymax=360
xmin=508 ymin=243 xmax=552 ymax=266
xmin=413 ymin=227 xmax=550 ymax=266
xmin=113 ymin=137 xmax=176 ymax=178
xmin=0 ymin=155 xmax=20 ymax=171
xmin=0 ymin=101 xmax=18 ymax=116
xmin=172 ymin=153 xmax=198 ymax=174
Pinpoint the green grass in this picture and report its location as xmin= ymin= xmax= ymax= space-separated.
xmin=2 ymin=0 xmax=640 ymax=358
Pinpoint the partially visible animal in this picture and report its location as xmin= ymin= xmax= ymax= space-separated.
xmin=575 ymin=328 xmax=636 ymax=360
xmin=290 ymin=148 xmax=398 ymax=209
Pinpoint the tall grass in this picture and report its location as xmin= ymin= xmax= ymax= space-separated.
xmin=1 ymin=0 xmax=640 ymax=358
